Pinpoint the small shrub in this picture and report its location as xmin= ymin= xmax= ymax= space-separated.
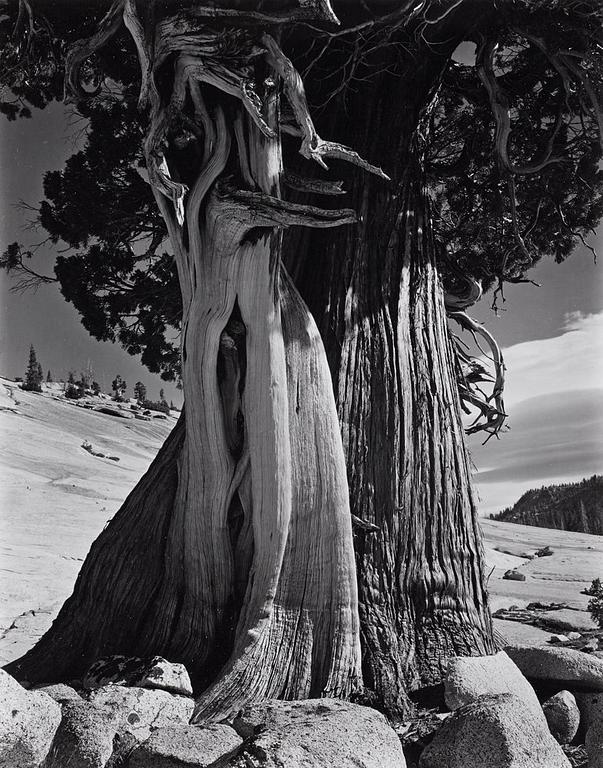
xmin=142 ymin=399 xmax=170 ymax=415
xmin=65 ymin=383 xmax=84 ymax=399
xmin=586 ymin=579 xmax=603 ymax=628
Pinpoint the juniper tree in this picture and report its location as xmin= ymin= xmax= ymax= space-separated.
xmin=2 ymin=0 xmax=601 ymax=720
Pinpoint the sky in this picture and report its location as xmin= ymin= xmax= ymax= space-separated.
xmin=1 ymin=100 xmax=602 ymax=516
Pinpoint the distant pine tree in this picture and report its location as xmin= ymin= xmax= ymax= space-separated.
xmin=134 ymin=381 xmax=147 ymax=403
xmin=22 ymin=345 xmax=43 ymax=392
xmin=46 ymin=370 xmax=53 ymax=383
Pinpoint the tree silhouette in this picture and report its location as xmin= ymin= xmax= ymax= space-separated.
xmin=133 ymin=381 xmax=146 ymax=403
xmin=22 ymin=344 xmax=43 ymax=392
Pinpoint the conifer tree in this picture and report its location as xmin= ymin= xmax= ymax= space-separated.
xmin=22 ymin=345 xmax=43 ymax=392
xmin=46 ymin=370 xmax=52 ymax=383
xmin=134 ymin=381 xmax=146 ymax=403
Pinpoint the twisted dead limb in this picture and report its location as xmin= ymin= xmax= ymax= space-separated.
xmin=449 ymin=309 xmax=506 ymax=439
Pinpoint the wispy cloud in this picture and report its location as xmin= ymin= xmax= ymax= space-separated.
xmin=469 ymin=311 xmax=603 ymax=514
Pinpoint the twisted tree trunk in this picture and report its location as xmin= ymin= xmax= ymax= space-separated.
xmin=288 ymin=46 xmax=497 ymax=717
xmin=6 ymin=8 xmax=366 ymax=722
xmin=6 ymin=1 xmax=496 ymax=723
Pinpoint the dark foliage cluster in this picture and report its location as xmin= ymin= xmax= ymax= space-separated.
xmin=0 ymin=0 xmax=601 ymax=379
xmin=22 ymin=343 xmax=43 ymax=392
xmin=429 ymin=4 xmax=603 ymax=303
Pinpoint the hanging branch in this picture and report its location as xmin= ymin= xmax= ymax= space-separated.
xmin=64 ymin=0 xmax=125 ymax=101
xmin=449 ymin=310 xmax=507 ymax=439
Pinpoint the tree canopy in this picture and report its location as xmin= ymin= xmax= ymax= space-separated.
xmin=1 ymin=0 xmax=602 ymax=395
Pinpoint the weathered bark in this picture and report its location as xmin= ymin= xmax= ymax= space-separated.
xmin=287 ymin=47 xmax=497 ymax=717
xmin=6 ymin=15 xmax=363 ymax=721
xmin=6 ymin=2 xmax=496 ymax=723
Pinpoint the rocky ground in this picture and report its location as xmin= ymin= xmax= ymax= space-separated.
xmin=2 ymin=377 xmax=603 ymax=767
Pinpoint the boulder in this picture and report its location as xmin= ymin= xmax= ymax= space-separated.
xmin=0 ymin=668 xmax=61 ymax=768
xmin=586 ymin=718 xmax=603 ymax=768
xmin=503 ymin=570 xmax=526 ymax=581
xmin=549 ymin=635 xmax=570 ymax=644
xmin=542 ymin=690 xmax=580 ymax=744
xmin=419 ymin=693 xmax=570 ymax=768
xmin=505 ymin=645 xmax=603 ymax=691
xmin=84 ymin=656 xmax=193 ymax=697
xmin=45 ymin=698 xmax=118 ymax=768
xmin=138 ymin=658 xmax=193 ymax=697
xmin=567 ymin=632 xmax=582 ymax=640
xmin=535 ymin=546 xmax=554 ymax=557
xmin=129 ymin=724 xmax=242 ymax=768
xmin=35 ymin=683 xmax=83 ymax=703
xmin=232 ymin=698 xmax=406 ymax=767
xmin=87 ymin=686 xmax=194 ymax=742
xmin=575 ymin=691 xmax=603 ymax=730
xmin=444 ymin=651 xmax=544 ymax=722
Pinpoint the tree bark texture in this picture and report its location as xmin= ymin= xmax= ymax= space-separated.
xmin=287 ymin=50 xmax=497 ymax=716
xmin=6 ymin=48 xmax=361 ymax=721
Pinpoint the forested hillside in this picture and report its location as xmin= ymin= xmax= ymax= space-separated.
xmin=491 ymin=476 xmax=602 ymax=535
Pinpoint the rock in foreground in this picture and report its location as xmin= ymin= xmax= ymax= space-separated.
xmin=87 ymin=685 xmax=194 ymax=741
xmin=505 ymin=645 xmax=603 ymax=691
xmin=129 ymin=724 xmax=242 ymax=768
xmin=0 ymin=669 xmax=61 ymax=768
xmin=419 ymin=693 xmax=570 ymax=768
xmin=542 ymin=690 xmax=580 ymax=744
xmin=231 ymin=698 xmax=406 ymax=768
xmin=444 ymin=651 xmax=543 ymax=722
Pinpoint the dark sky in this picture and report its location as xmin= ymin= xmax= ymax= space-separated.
xmin=1 ymin=99 xmax=601 ymax=513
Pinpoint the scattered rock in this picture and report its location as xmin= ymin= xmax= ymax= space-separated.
xmin=232 ymin=698 xmax=406 ymax=767
xmin=96 ymin=407 xmax=132 ymax=419
xmin=0 ymin=668 xmax=61 ymax=768
xmin=134 ymin=414 xmax=151 ymax=421
xmin=138 ymin=658 xmax=193 ymax=697
xmin=536 ymin=546 xmax=554 ymax=557
xmin=444 ymin=651 xmax=544 ymax=722
xmin=87 ymin=686 xmax=194 ymax=742
xmin=419 ymin=693 xmax=570 ymax=768
xmin=45 ymin=698 xmax=118 ymax=768
xmin=84 ymin=656 xmax=193 ymax=697
xmin=542 ymin=690 xmax=580 ymax=744
xmin=505 ymin=645 xmax=603 ymax=692
xmin=503 ymin=570 xmax=526 ymax=581
xmin=581 ymin=638 xmax=599 ymax=653
xmin=129 ymin=724 xmax=242 ymax=768
xmin=568 ymin=632 xmax=582 ymax=641
xmin=586 ymin=718 xmax=603 ymax=768
xmin=34 ymin=683 xmax=82 ymax=703
xmin=550 ymin=635 xmax=570 ymax=644
xmin=575 ymin=691 xmax=603 ymax=730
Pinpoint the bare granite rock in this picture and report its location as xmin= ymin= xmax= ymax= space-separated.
xmin=575 ymin=691 xmax=603 ymax=730
xmin=35 ymin=683 xmax=83 ymax=703
xmin=83 ymin=656 xmax=193 ymax=697
xmin=586 ymin=717 xmax=603 ymax=768
xmin=129 ymin=724 xmax=242 ymax=768
xmin=0 ymin=668 xmax=61 ymax=768
xmin=444 ymin=651 xmax=544 ymax=723
xmin=505 ymin=645 xmax=603 ymax=691
xmin=45 ymin=698 xmax=119 ymax=768
xmin=542 ymin=690 xmax=580 ymax=744
xmin=87 ymin=686 xmax=194 ymax=742
xmin=419 ymin=693 xmax=570 ymax=768
xmin=231 ymin=698 xmax=406 ymax=767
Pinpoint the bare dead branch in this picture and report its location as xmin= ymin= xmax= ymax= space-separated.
xmin=215 ymin=184 xmax=357 ymax=230
xmin=449 ymin=310 xmax=507 ymax=437
xmin=64 ymin=0 xmax=125 ymax=101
